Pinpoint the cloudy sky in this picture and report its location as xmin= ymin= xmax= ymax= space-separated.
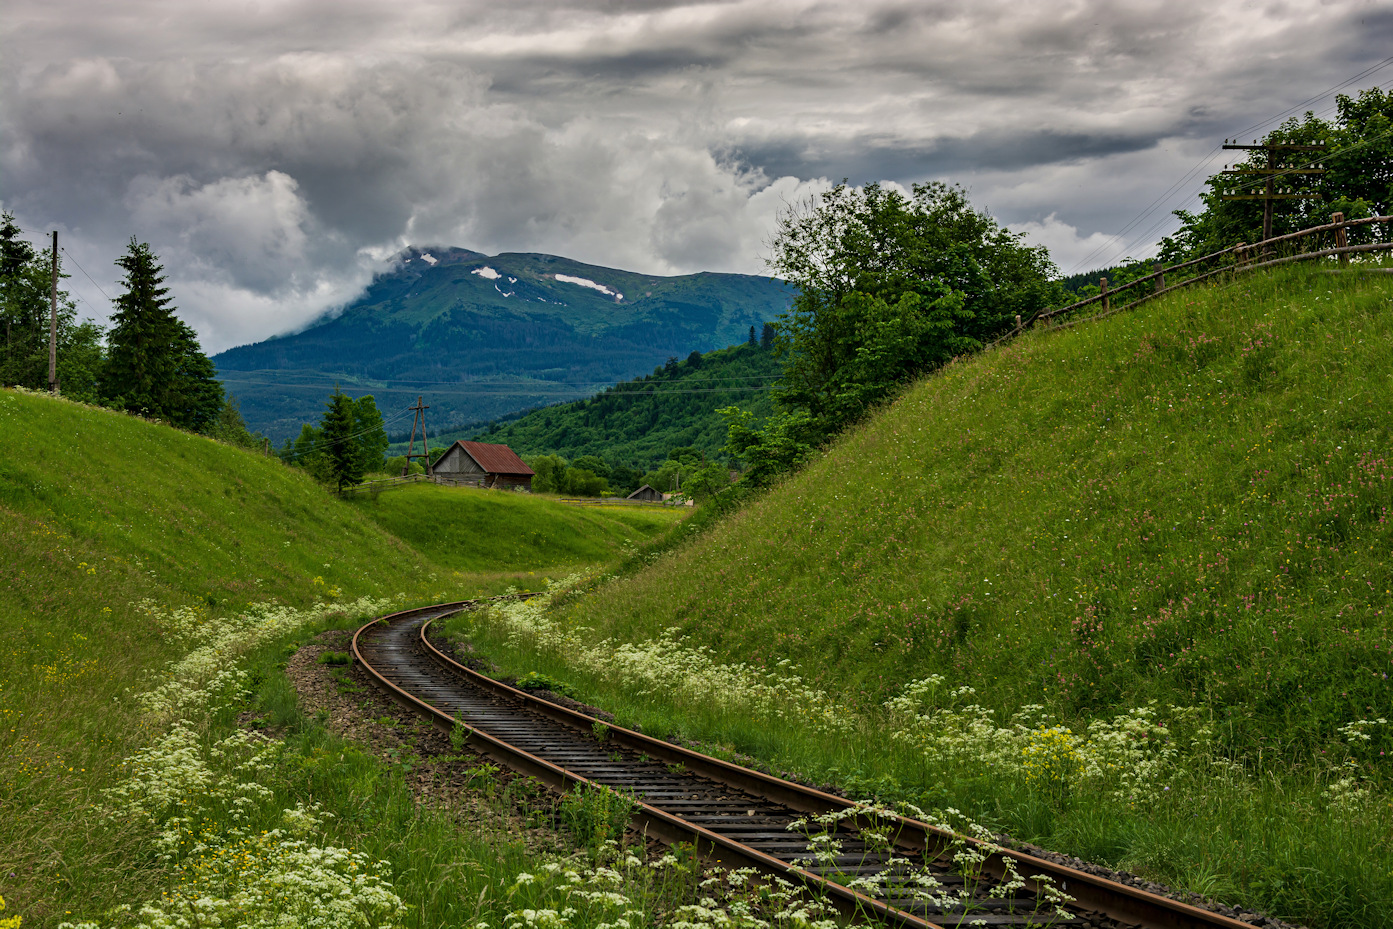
xmin=4 ymin=0 xmax=1391 ymax=353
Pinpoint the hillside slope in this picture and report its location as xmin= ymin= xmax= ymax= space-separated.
xmin=480 ymin=262 xmax=1393 ymax=927
xmin=213 ymin=247 xmax=793 ymax=441
xmin=571 ymin=263 xmax=1393 ymax=736
xmin=422 ymin=341 xmax=781 ymax=467
xmin=0 ymin=390 xmax=682 ymax=923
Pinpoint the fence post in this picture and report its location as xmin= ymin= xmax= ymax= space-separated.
xmin=1331 ymin=212 xmax=1348 ymax=267
xmin=1154 ymin=263 xmax=1165 ymax=293
xmin=1100 ymin=276 xmax=1109 ymax=314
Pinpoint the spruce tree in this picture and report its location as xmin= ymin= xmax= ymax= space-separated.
xmin=320 ymin=388 xmax=362 ymax=493
xmin=748 ymin=324 xmax=757 ymax=346
xmin=351 ymin=394 xmax=389 ymax=476
xmin=760 ymin=322 xmax=776 ymax=350
xmin=101 ymin=238 xmax=223 ymax=431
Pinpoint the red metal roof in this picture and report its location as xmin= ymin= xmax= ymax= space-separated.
xmin=456 ymin=441 xmax=535 ymax=476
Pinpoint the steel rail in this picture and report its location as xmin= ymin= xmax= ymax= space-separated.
xmin=352 ymin=600 xmax=1256 ymax=929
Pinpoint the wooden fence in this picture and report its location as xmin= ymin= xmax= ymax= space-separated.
xmin=338 ymin=473 xmax=429 ymax=498
xmin=996 ymin=212 xmax=1393 ymax=342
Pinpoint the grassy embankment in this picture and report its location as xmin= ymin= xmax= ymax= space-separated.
xmin=448 ymin=261 xmax=1393 ymax=929
xmin=345 ymin=481 xmax=679 ymax=574
xmin=0 ymin=389 xmax=686 ymax=928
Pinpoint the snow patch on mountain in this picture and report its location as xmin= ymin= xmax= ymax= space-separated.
xmin=472 ymin=266 xmax=501 ymax=280
xmin=420 ymin=252 xmax=438 ymax=265
xmin=554 ymin=274 xmax=622 ymax=301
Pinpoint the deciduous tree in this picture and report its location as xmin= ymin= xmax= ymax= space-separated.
xmin=763 ymin=181 xmax=1057 ymax=436
xmin=1 ymin=213 xmax=104 ymax=400
xmin=1160 ymin=87 xmax=1393 ymax=261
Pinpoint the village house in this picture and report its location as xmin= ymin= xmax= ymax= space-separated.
xmin=627 ymin=484 xmax=661 ymax=501
xmin=432 ymin=440 xmax=535 ymax=490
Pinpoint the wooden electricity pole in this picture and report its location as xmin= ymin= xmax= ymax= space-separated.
xmin=48 ymin=231 xmax=58 ymax=394
xmin=1220 ymin=140 xmax=1326 ymax=246
xmin=402 ymin=396 xmax=433 ymax=476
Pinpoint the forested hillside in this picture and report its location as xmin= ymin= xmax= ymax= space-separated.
xmin=213 ymin=247 xmax=792 ymax=442
xmin=414 ymin=342 xmax=780 ymax=468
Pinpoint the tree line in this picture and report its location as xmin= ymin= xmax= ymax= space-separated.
xmin=717 ymin=85 xmax=1393 ymax=493
xmin=1 ymin=214 xmax=263 ymax=448
xmin=277 ymin=392 xmax=391 ymax=492
xmin=1160 ymin=87 xmax=1392 ymax=262
xmin=719 ymin=180 xmax=1062 ymax=487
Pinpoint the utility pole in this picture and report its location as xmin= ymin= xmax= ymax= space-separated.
xmin=1220 ymin=139 xmax=1326 ymax=246
xmin=402 ymin=396 xmax=432 ymax=476
xmin=48 ymin=231 xmax=58 ymax=394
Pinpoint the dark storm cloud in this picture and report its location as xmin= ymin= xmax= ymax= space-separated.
xmin=733 ymin=127 xmax=1165 ymax=189
xmin=2 ymin=0 xmax=1389 ymax=350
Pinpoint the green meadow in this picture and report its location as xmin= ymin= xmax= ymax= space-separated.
xmin=0 ymin=391 xmax=683 ymax=927
xmin=346 ymin=482 xmax=682 ymax=574
xmin=7 ymin=259 xmax=1393 ymax=929
xmin=451 ymin=261 xmax=1393 ymax=929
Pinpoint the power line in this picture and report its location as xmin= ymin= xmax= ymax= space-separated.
xmin=1064 ymin=62 xmax=1393 ymax=274
xmin=1072 ymin=80 xmax=1393 ymax=271
xmin=216 ymin=369 xmax=786 ymax=386
xmin=59 ymin=247 xmax=113 ymax=302
xmin=276 ymin=403 xmax=417 ymax=462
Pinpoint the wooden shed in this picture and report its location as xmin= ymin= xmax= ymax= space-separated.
xmin=433 ymin=441 xmax=535 ymax=490
xmin=627 ymin=484 xmax=661 ymax=502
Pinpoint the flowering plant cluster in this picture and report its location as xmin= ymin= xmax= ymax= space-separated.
xmin=479 ymin=579 xmax=854 ymax=736
xmin=884 ymin=677 xmax=1210 ymax=805
xmin=788 ymin=800 xmax=1075 ymax=924
xmin=132 ymin=596 xmax=396 ymax=722
xmin=497 ymin=850 xmax=840 ymax=929
xmin=58 ymin=595 xmax=406 ymax=929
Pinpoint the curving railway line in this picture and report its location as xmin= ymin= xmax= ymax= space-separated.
xmin=353 ymin=600 xmax=1258 ymax=929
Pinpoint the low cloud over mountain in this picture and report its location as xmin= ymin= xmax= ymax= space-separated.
xmin=4 ymin=1 xmax=1388 ymax=352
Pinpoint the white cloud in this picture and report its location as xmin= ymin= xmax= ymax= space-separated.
xmin=124 ymin=171 xmax=314 ymax=292
xmin=1014 ymin=213 xmax=1132 ymax=276
xmin=1 ymin=0 xmax=1387 ymax=352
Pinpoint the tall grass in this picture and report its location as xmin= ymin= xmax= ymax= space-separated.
xmin=450 ymin=261 xmax=1393 ymax=929
xmin=0 ymin=391 xmax=684 ymax=926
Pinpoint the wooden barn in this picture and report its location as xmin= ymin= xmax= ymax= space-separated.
xmin=433 ymin=441 xmax=535 ymax=490
xmin=627 ymin=484 xmax=661 ymax=501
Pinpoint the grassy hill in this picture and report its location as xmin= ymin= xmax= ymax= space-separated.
xmin=0 ymin=390 xmax=683 ymax=926
xmin=213 ymin=247 xmax=793 ymax=442
xmin=453 ymin=262 xmax=1393 ymax=928
xmin=412 ymin=341 xmax=781 ymax=467
xmin=346 ymin=483 xmax=682 ymax=572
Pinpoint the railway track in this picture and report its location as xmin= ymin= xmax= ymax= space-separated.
xmin=353 ymin=600 xmax=1257 ymax=929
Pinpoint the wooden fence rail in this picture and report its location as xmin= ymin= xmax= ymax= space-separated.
xmin=338 ymin=473 xmax=429 ymax=498
xmin=997 ymin=213 xmax=1393 ymax=342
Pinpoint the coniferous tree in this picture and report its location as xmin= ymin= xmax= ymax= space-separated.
xmin=760 ymin=322 xmax=776 ymax=350
xmin=351 ymin=394 xmax=389 ymax=475
xmin=748 ymin=325 xmax=757 ymax=346
xmin=319 ymin=388 xmax=362 ymax=493
xmin=207 ymin=395 xmax=266 ymax=450
xmin=101 ymin=238 xmax=223 ymax=431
